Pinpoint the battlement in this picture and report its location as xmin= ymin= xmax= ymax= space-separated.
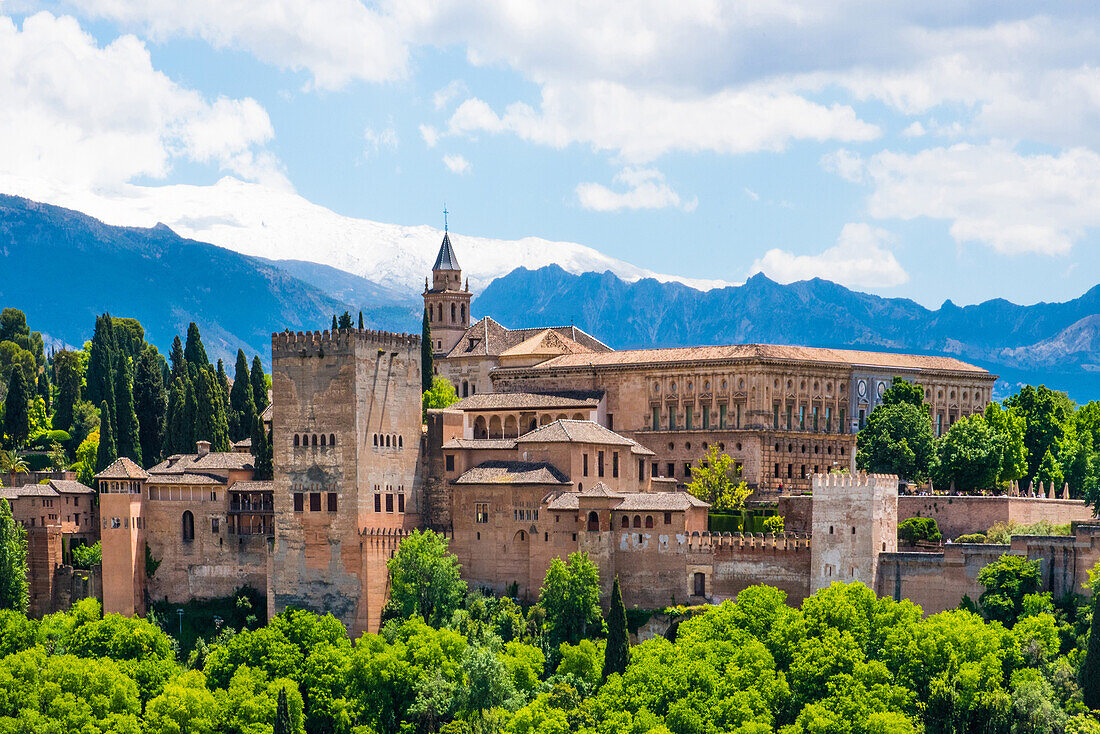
xmin=271 ymin=328 xmax=420 ymax=357
xmin=616 ymin=530 xmax=811 ymax=553
xmin=811 ymin=472 xmax=898 ymax=493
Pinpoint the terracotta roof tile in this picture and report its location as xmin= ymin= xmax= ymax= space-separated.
xmin=441 ymin=438 xmax=519 ymax=450
xmin=0 ymin=485 xmax=59 ymax=499
xmin=444 ymin=317 xmax=611 ymax=359
xmin=146 ymin=473 xmax=223 ymax=485
xmin=94 ymin=457 xmax=149 ymax=480
xmin=229 ymin=480 xmax=274 ymax=492
xmin=451 ymin=391 xmax=602 ymax=411
xmin=45 ymin=479 xmax=95 ymax=494
xmin=453 ymin=461 xmax=570 ymax=485
xmin=515 ymin=419 xmax=637 ymax=447
xmin=546 ymin=489 xmax=707 ymax=511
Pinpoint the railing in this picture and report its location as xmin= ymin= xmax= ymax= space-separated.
xmin=230 ymin=500 xmax=274 ymax=513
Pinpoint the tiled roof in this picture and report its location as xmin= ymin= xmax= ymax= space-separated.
xmin=94 ymin=457 xmax=149 ymax=480
xmin=0 ymin=485 xmax=59 ymax=499
xmin=233 ymin=438 xmax=252 ymax=449
xmin=523 ymin=343 xmax=990 ymax=374
xmin=515 ymin=420 xmax=637 ymax=447
xmin=45 ymin=479 xmax=95 ymax=494
xmin=261 ymin=404 xmax=273 ymax=422
xmin=148 ymin=452 xmax=253 ymax=475
xmin=453 ymin=461 xmax=570 ymax=485
xmin=441 ymin=438 xmax=519 ymax=450
xmin=546 ymin=489 xmax=707 ymax=511
xmin=444 ymin=317 xmax=611 ymax=359
xmin=450 ymin=391 xmax=603 ymax=411
xmin=146 ymin=473 xmax=223 ymax=486
xmin=433 ymin=232 xmax=461 ymax=271
xmin=579 ymin=481 xmax=621 ymax=497
xmin=229 ymin=480 xmax=274 ymax=492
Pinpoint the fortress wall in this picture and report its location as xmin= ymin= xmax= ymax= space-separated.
xmin=898 ymin=496 xmax=1095 ymax=540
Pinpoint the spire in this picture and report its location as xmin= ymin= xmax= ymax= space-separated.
xmin=432 ymin=216 xmax=461 ymax=272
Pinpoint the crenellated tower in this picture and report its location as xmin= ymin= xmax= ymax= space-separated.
xmin=423 ymin=215 xmax=471 ymax=359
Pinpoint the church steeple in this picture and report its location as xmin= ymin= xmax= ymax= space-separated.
xmin=423 ymin=208 xmax=472 ymax=358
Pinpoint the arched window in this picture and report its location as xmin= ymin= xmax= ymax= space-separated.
xmin=437 ymin=304 xmax=443 ymax=321
xmin=633 ymin=515 xmax=641 ymax=528
xmin=294 ymin=435 xmax=300 ymax=447
xmin=572 ymin=413 xmax=584 ymax=420
xmin=320 ymin=434 xmax=327 ymax=447
xmin=474 ymin=416 xmax=488 ymax=439
xmin=587 ymin=511 xmax=600 ymax=532
xmin=621 ymin=515 xmax=629 ymax=528
xmin=373 ymin=434 xmax=378 ymax=447
xmin=385 ymin=435 xmax=391 ymax=447
xmin=330 ymin=434 xmax=336 ymax=446
xmin=398 ymin=436 xmax=403 ymax=448
xmin=503 ymin=416 xmax=518 ymax=438
xmin=451 ymin=303 xmax=456 ymax=322
xmin=311 ymin=434 xmax=318 ymax=447
xmin=460 ymin=304 xmax=466 ymax=322
xmin=645 ymin=516 xmax=654 ymax=529
xmin=182 ymin=511 xmax=194 ymax=542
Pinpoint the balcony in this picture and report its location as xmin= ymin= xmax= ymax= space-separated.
xmin=229 ymin=499 xmax=274 ymax=513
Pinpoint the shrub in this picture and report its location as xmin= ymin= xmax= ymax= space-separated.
xmin=954 ymin=533 xmax=987 ymax=544
xmin=898 ymin=517 xmax=942 ymax=544
xmin=762 ymin=515 xmax=785 ymax=534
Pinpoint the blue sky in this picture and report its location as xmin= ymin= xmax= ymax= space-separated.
xmin=2 ymin=2 xmax=1100 ymax=308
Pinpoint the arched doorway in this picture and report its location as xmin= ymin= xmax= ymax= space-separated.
xmin=587 ymin=511 xmax=600 ymax=532
xmin=503 ymin=416 xmax=518 ymax=438
xmin=488 ymin=416 xmax=503 ymax=439
xmin=473 ymin=416 xmax=488 ymax=439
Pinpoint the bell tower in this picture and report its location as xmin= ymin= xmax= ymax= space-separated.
xmin=423 ymin=208 xmax=471 ymax=358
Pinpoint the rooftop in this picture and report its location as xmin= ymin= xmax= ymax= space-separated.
xmin=450 ymin=391 xmax=603 ymax=411
xmin=228 ymin=480 xmax=274 ymax=493
xmin=433 ymin=231 xmax=461 ymax=271
xmin=0 ymin=485 xmax=59 ymax=499
xmin=445 ymin=317 xmax=612 ymax=359
xmin=546 ymin=488 xmax=707 ymax=511
xmin=441 ymin=438 xmax=519 ymax=450
xmin=145 ymin=473 xmax=223 ymax=486
xmin=453 ymin=461 xmax=570 ymax=485
xmin=94 ymin=457 xmax=149 ymax=480
xmin=148 ymin=452 xmax=254 ymax=475
xmin=515 ymin=419 xmax=638 ymax=447
xmin=520 ymin=343 xmax=990 ymax=374
xmin=45 ymin=479 xmax=95 ymax=494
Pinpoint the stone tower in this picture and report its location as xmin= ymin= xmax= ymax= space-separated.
xmin=268 ymin=327 xmax=424 ymax=636
xmin=423 ymin=228 xmax=471 ymax=359
xmin=95 ymin=458 xmax=149 ymax=616
xmin=810 ymin=472 xmax=898 ymax=593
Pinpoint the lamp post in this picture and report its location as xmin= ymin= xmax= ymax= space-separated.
xmin=176 ymin=608 xmax=184 ymax=638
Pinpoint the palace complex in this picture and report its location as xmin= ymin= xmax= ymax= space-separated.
xmin=15 ymin=229 xmax=1092 ymax=635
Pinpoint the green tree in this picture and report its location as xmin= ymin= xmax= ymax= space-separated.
xmin=0 ymin=449 xmax=29 ymax=480
xmin=881 ymin=377 xmax=926 ymax=409
xmin=460 ymin=645 xmax=517 ymax=721
xmin=602 ymin=577 xmax=629 ymax=681
xmin=0 ymin=498 xmax=28 ymax=612
xmin=250 ymin=356 xmax=268 ymax=414
xmin=687 ymin=444 xmax=752 ymax=511
xmin=169 ymin=335 xmax=186 ymax=379
xmin=251 ymin=415 xmax=273 ymax=481
xmin=51 ymin=350 xmax=84 ymax=433
xmin=96 ymin=400 xmax=117 ymax=472
xmin=113 ymin=355 xmax=141 ymax=465
xmin=85 ymin=314 xmax=116 ymax=425
xmin=857 ymin=402 xmax=935 ymax=482
xmin=539 ymin=552 xmax=605 ymax=646
xmin=984 ymin=402 xmax=1029 ymax=482
xmin=1004 ymin=385 xmax=1075 ymax=481
xmin=192 ymin=365 xmax=230 ymax=452
xmin=165 ymin=373 xmax=196 ymax=456
xmin=274 ymin=685 xmax=291 ymax=734
xmin=933 ymin=414 xmax=1003 ymax=492
xmin=2 ymin=366 xmax=31 ymax=448
xmin=422 ymin=376 xmax=459 ymax=420
xmin=134 ymin=346 xmax=167 ymax=467
xmin=184 ymin=322 xmax=209 ymax=372
xmin=422 ymin=309 xmax=434 ymax=393
xmin=331 ymin=315 xmax=338 ymax=331
xmin=976 ymin=554 xmax=1042 ymax=626
xmin=337 ymin=311 xmax=353 ymax=329
xmin=229 ymin=350 xmax=257 ymax=443
xmin=36 ymin=368 xmax=49 ymax=412
xmin=1082 ymin=594 xmax=1100 ymax=710
xmin=358 ymin=311 xmax=364 ymax=330
xmin=387 ymin=528 xmax=467 ymax=627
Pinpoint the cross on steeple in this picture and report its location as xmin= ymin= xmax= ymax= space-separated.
xmin=443 ymin=204 xmax=448 ymax=233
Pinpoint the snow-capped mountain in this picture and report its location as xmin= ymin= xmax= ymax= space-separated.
xmin=19 ymin=176 xmax=733 ymax=294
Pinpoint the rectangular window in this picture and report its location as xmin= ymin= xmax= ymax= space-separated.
xmin=211 ymin=518 xmax=219 ymax=533
xmin=652 ymin=407 xmax=660 ymax=431
xmin=786 ymin=464 xmax=793 ymax=479
xmin=825 ymin=407 xmax=832 ymax=433
xmin=773 ymin=404 xmax=780 ymax=429
xmin=445 ymin=454 xmax=455 ymax=471
xmin=786 ymin=405 xmax=793 ymax=431
xmin=936 ymin=413 xmax=943 ymax=436
xmin=475 ymin=502 xmax=489 ymax=523
xmin=667 ymin=462 xmax=675 ymax=478
xmin=327 ymin=493 xmax=338 ymax=512
xmin=652 ymin=462 xmax=659 ymax=478
xmin=638 ymin=459 xmax=645 ymax=480
xmin=799 ymin=405 xmax=805 ymax=430
xmin=398 ymin=494 xmax=405 ymax=513
xmin=800 ymin=465 xmax=806 ymax=478
xmin=293 ymin=494 xmax=304 ymax=512
xmin=684 ymin=462 xmax=692 ymax=478
xmin=664 ymin=512 xmax=672 ymax=524
xmin=774 ymin=463 xmax=780 ymax=478
xmin=737 ymin=403 xmax=742 ymax=429
xmin=374 ymin=494 xmax=381 ymax=513
xmin=310 ymin=493 xmax=321 ymax=512
xmin=607 ymin=414 xmax=614 ymax=430
xmin=612 ymin=452 xmax=619 ymax=478
xmin=719 ymin=404 xmax=727 ymax=429
xmin=668 ymin=409 xmax=676 ymax=431
xmin=859 ymin=409 xmax=866 ymax=430
xmin=839 ymin=409 xmax=846 ymax=434
xmin=813 ymin=406 xmax=819 ymax=431
xmin=598 ymin=451 xmax=605 ymax=477
xmin=583 ymin=453 xmax=589 ymax=477
xmin=385 ymin=494 xmax=394 ymax=513
xmin=685 ymin=405 xmax=694 ymax=430
xmin=702 ymin=404 xmax=710 ymax=429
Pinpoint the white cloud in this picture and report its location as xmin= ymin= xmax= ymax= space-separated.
xmin=901 ymin=121 xmax=925 ymax=138
xmin=76 ymin=0 xmax=407 ymax=90
xmin=744 ymin=187 xmax=760 ymax=201
xmin=363 ymin=124 xmax=399 ymax=156
xmin=749 ymin=223 xmax=909 ymax=289
xmin=447 ymin=81 xmax=879 ymax=162
xmin=837 ymin=143 xmax=1100 ymax=256
xmin=419 ymin=124 xmax=440 ymax=147
xmin=0 ymin=12 xmax=285 ymax=195
xmin=433 ymin=80 xmax=468 ymax=110
xmin=821 ymin=149 xmax=864 ymax=183
xmin=576 ymin=167 xmax=696 ymax=213
xmin=443 ymin=153 xmax=470 ymax=174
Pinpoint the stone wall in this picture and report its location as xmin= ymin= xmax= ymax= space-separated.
xmin=811 ymin=473 xmax=898 ymax=593
xmin=898 ymin=496 xmax=1095 ymax=540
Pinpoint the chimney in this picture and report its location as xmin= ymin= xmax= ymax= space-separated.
xmin=196 ymin=440 xmax=211 ymax=457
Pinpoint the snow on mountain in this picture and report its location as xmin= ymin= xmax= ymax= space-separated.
xmin=10 ymin=176 xmax=734 ymax=294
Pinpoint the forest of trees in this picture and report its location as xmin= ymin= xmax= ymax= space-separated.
xmin=2 ymin=529 xmax=1100 ymax=733
xmin=0 ymin=308 xmax=272 ymax=482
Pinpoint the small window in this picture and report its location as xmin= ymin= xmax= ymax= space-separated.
xmin=312 ymin=434 xmax=318 ymax=447
xmin=633 ymin=515 xmax=641 ymax=528
xmin=373 ymin=434 xmax=378 ymax=446
xmin=645 ymin=516 xmax=654 ymax=529
xmin=445 ymin=455 xmax=455 ymax=471
xmin=320 ymin=434 xmax=327 ymax=447
xmin=583 ymin=453 xmax=589 ymax=477
xmin=294 ymin=494 xmax=304 ymax=512
xmin=398 ymin=494 xmax=405 ymax=513
xmin=612 ymin=452 xmax=619 ymax=478
xmin=597 ymin=451 xmax=605 ymax=477
xmin=294 ymin=434 xmax=300 ymax=447
xmin=374 ymin=494 xmax=382 ymax=513
xmin=398 ymin=436 xmax=403 ymax=448
xmin=852 ymin=526 xmax=856 ymax=535
xmin=111 ymin=517 xmax=121 ymax=529
xmin=664 ymin=512 xmax=672 ymax=524
xmin=693 ymin=572 xmax=706 ymax=597
xmin=621 ymin=516 xmax=629 ymax=528
xmin=386 ymin=494 xmax=394 ymax=513
xmin=211 ymin=517 xmax=219 ymax=533
xmin=182 ymin=511 xmax=194 ymax=542
xmin=475 ymin=503 xmax=489 ymax=523
xmin=327 ymin=493 xmax=338 ymax=512
xmin=330 ymin=434 xmax=336 ymax=446
xmin=309 ymin=493 xmax=321 ymax=512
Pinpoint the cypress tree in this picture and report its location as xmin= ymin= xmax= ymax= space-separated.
xmin=216 ymin=359 xmax=233 ymax=438
xmin=184 ymin=323 xmax=209 ymax=372
xmin=1083 ymin=593 xmax=1100 ymax=709
xmin=2 ymin=368 xmax=31 ymax=449
xmin=193 ymin=366 xmax=230 ymax=452
xmin=602 ymin=576 xmax=629 ymax=681
xmin=165 ymin=375 xmax=195 ymax=456
xmin=51 ymin=350 xmax=83 ymax=433
xmin=421 ymin=309 xmax=433 ymax=392
xmin=114 ymin=357 xmax=142 ymax=465
xmin=274 ymin=686 xmax=291 ymax=734
xmin=250 ymin=356 xmax=268 ymax=413
xmin=134 ymin=347 xmax=167 ymax=467
xmin=36 ymin=369 xmax=50 ymax=412
xmin=86 ymin=315 xmax=116 ymax=426
xmin=358 ymin=311 xmax=364 ymax=330
xmin=331 ymin=315 xmax=338 ymax=331
xmin=169 ymin=336 xmax=186 ymax=379
xmin=251 ymin=415 xmax=273 ymax=481
xmin=95 ymin=400 xmax=117 ymax=472
xmin=0 ymin=499 xmax=28 ymax=613
xmin=229 ymin=350 xmax=256 ymax=443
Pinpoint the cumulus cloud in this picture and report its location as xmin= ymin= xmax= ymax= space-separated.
xmin=419 ymin=124 xmax=440 ymax=147
xmin=576 ymin=167 xmax=697 ymax=213
xmin=443 ymin=153 xmax=470 ymax=174
xmin=448 ymin=81 xmax=879 ymax=162
xmin=832 ymin=143 xmax=1100 ymax=256
xmin=749 ymin=223 xmax=909 ymax=289
xmin=0 ymin=12 xmax=285 ymax=195
xmin=433 ymin=80 xmax=468 ymax=110
xmin=363 ymin=124 xmax=399 ymax=156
